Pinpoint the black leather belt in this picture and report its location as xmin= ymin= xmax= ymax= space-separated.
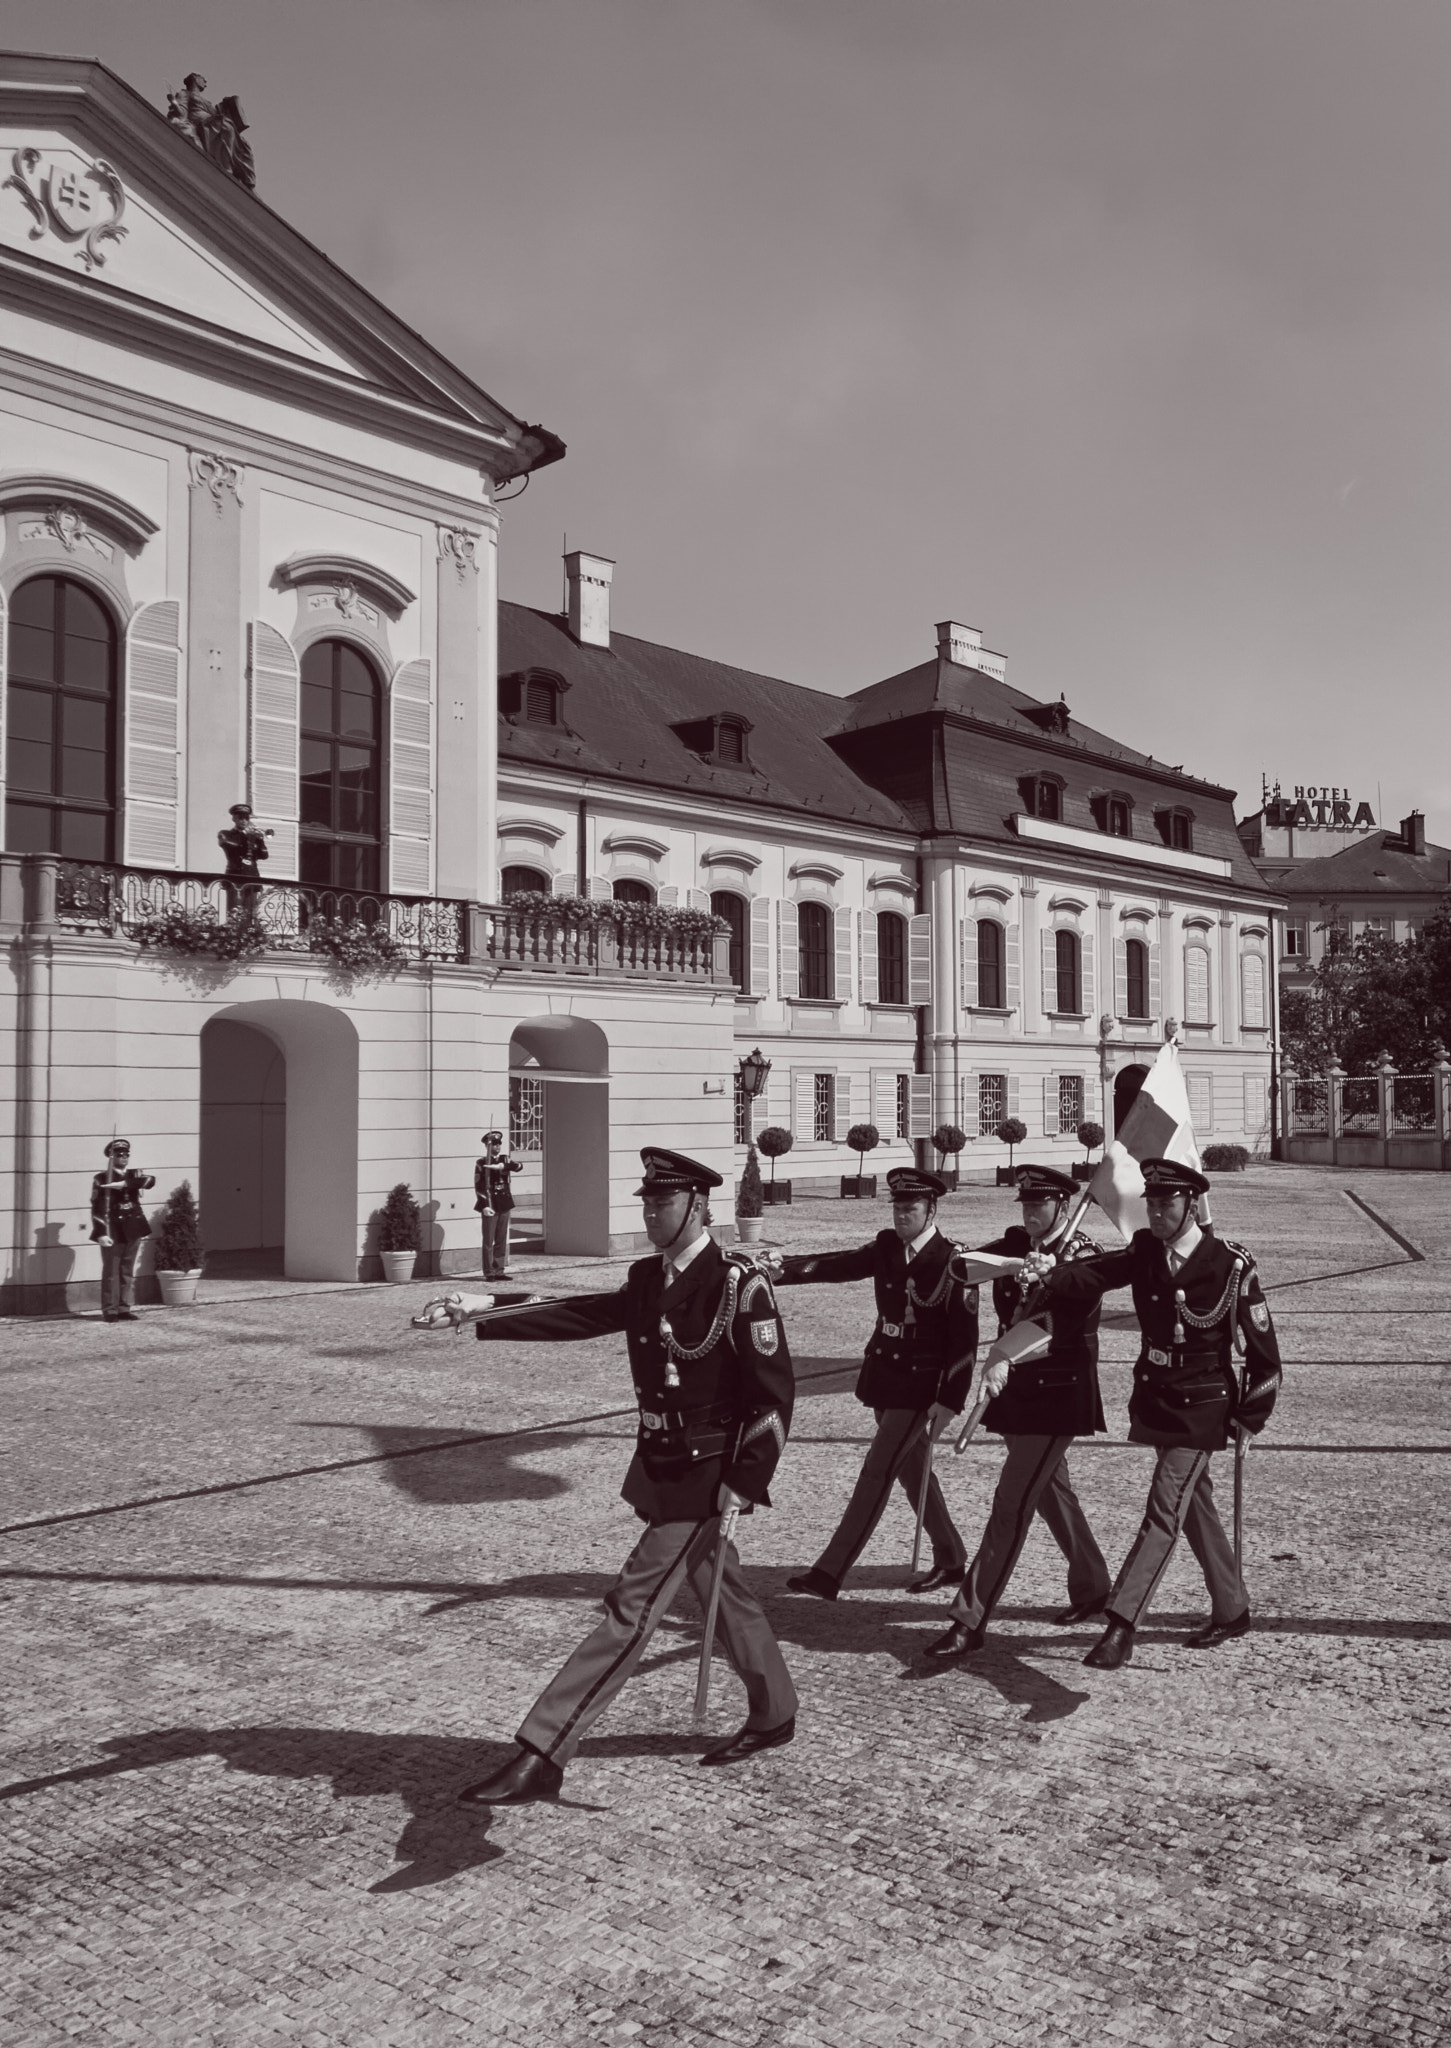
xmin=638 ymin=1401 xmax=736 ymax=1432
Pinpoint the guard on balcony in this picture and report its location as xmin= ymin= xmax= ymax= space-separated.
xmin=218 ymin=803 xmax=270 ymax=914
xmin=89 ymin=1140 xmax=155 ymax=1323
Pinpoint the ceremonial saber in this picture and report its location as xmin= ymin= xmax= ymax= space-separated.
xmin=411 ymin=1289 xmax=546 ymax=1333
xmin=910 ymin=1410 xmax=950 ymax=1575
xmin=952 ymin=1385 xmax=993 ymax=1457
xmin=1233 ymin=1428 xmax=1246 ymax=1569
xmin=693 ymin=1504 xmax=740 ymax=1727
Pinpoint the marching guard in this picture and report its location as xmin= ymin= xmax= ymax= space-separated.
xmin=474 ymin=1128 xmax=522 ymax=1280
xmin=1026 ymin=1158 xmax=1282 ymax=1669
xmin=925 ymin=1164 xmax=1112 ymax=1659
xmin=89 ymin=1139 xmax=156 ymax=1323
xmin=438 ymin=1148 xmax=798 ymax=1805
xmin=777 ymin=1166 xmax=979 ymax=1600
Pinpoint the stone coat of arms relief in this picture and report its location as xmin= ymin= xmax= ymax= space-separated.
xmin=3 ymin=149 xmax=127 ymax=271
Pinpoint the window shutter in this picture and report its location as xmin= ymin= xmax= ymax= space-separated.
xmin=1043 ymin=1074 xmax=1060 ymax=1135
xmin=908 ymin=913 xmax=932 ymax=1005
xmin=1114 ymin=937 xmax=1128 ymax=1017
xmin=688 ymin=887 xmax=710 ymax=912
xmin=778 ymin=900 xmax=800 ymax=999
xmin=872 ymin=1067 xmax=895 ymax=1130
xmin=834 ymin=1070 xmax=852 ymax=1143
xmin=909 ymin=1073 xmax=933 ymax=1138
xmin=750 ymin=895 xmax=771 ymax=995
xmin=121 ymin=600 xmax=183 ymax=869
xmin=1081 ymin=930 xmax=1095 ymax=1017
xmin=388 ymin=656 xmax=433 ymax=895
xmin=860 ymin=911 xmax=878 ymax=1005
xmin=1084 ymin=1071 xmax=1099 ymax=1121
xmin=588 ymin=875 xmax=612 ymax=900
xmin=1006 ymin=922 xmax=1021 ymax=1014
xmin=1244 ymin=1072 xmax=1266 ymax=1137
xmin=1149 ymin=940 xmax=1162 ymax=1022
xmin=961 ymin=919 xmax=978 ymax=1009
xmin=1007 ymin=1074 xmax=1019 ymax=1121
xmin=1241 ymin=952 xmax=1265 ymax=1029
xmin=834 ymin=904 xmax=852 ymax=1002
xmin=551 ymin=872 xmax=577 ymax=897
xmin=1185 ymin=943 xmax=1210 ymax=1024
xmin=0 ymin=587 xmax=6 ymax=824
xmin=958 ymin=1071 xmax=976 ymax=1134
xmin=792 ymin=1067 xmax=813 ymax=1138
xmin=657 ymin=885 xmax=679 ymax=908
xmin=247 ymin=621 xmax=300 ymax=877
xmin=1041 ymin=929 xmax=1058 ymax=1014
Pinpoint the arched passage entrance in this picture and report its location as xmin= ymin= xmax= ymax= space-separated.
xmin=201 ymin=1000 xmax=360 ymax=1280
xmin=509 ymin=1015 xmax=609 ymax=1256
xmin=200 ymin=1020 xmax=286 ymax=1274
xmin=1113 ymin=1062 xmax=1151 ymax=1141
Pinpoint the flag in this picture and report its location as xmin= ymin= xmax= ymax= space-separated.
xmin=1088 ymin=1040 xmax=1205 ymax=1241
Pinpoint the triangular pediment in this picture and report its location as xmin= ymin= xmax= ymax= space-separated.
xmin=0 ymin=53 xmax=562 ymax=475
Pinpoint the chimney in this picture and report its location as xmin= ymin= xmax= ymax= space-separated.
xmin=935 ymin=619 xmax=1007 ymax=682
xmin=1401 ymin=811 xmax=1426 ymax=856
xmin=565 ymin=549 xmax=614 ymax=648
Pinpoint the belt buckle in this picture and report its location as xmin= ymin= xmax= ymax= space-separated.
xmin=881 ymin=1320 xmax=903 ymax=1339
xmin=640 ymin=1410 xmax=663 ymax=1430
xmin=1147 ymin=1346 xmax=1170 ymax=1368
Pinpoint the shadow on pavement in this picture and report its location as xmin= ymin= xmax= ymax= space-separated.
xmin=343 ymin=1426 xmax=580 ymax=1504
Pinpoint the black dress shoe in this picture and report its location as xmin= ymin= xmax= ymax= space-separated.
xmin=907 ymin=1564 xmax=967 ymax=1594
xmin=1053 ymin=1601 xmax=1107 ymax=1626
xmin=922 ymin=1620 xmax=986 ymax=1659
xmin=456 ymin=1747 xmax=563 ymax=1805
xmin=699 ymin=1717 xmax=795 ymax=1766
xmin=785 ymin=1569 xmax=839 ymax=1601
xmin=1084 ymin=1619 xmax=1135 ymax=1670
xmin=116 ymin=1309 xmax=139 ymax=1321
xmin=1185 ymin=1611 xmax=1251 ymax=1650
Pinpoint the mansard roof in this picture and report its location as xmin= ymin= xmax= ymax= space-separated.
xmin=1255 ymin=831 xmax=1451 ymax=901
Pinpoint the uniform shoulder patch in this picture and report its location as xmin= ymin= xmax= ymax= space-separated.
xmin=1249 ymin=1301 xmax=1271 ymax=1331
xmin=750 ymin=1318 xmax=780 ymax=1355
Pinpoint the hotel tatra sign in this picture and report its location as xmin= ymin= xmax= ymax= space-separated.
xmin=3 ymin=149 xmax=127 ymax=270
xmin=1261 ymin=779 xmax=1376 ymax=831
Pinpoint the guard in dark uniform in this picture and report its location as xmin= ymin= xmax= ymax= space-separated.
xmin=474 ymin=1129 xmax=521 ymax=1279
xmin=924 ymin=1165 xmax=1111 ymax=1658
xmin=448 ymin=1149 xmax=798 ymax=1805
xmin=776 ymin=1166 xmax=979 ymax=1600
xmin=1028 ymin=1158 xmax=1282 ymax=1669
xmin=218 ymin=802 xmax=268 ymax=913
xmin=89 ymin=1140 xmax=155 ymax=1322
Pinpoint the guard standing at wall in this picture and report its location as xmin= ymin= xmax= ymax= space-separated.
xmin=443 ymin=1148 xmax=798 ymax=1805
xmin=924 ymin=1164 xmax=1111 ymax=1658
xmin=1025 ymin=1158 xmax=1282 ymax=1669
xmin=777 ymin=1165 xmax=979 ymax=1600
xmin=474 ymin=1129 xmax=522 ymax=1280
xmin=89 ymin=1140 xmax=155 ymax=1323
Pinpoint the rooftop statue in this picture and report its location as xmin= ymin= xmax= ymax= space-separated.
xmin=165 ymin=73 xmax=256 ymax=191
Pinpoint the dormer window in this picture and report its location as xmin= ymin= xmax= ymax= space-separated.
xmin=1019 ymin=772 xmax=1064 ymax=821
xmin=500 ymin=667 xmax=569 ymax=727
xmin=1090 ymin=791 xmax=1134 ymax=837
xmin=1155 ymin=806 xmax=1195 ymax=852
xmin=671 ymin=711 xmax=754 ymax=768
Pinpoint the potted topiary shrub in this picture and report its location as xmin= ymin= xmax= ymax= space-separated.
xmin=1074 ymin=1120 xmax=1105 ymax=1182
xmin=842 ymin=1122 xmax=880 ymax=1199
xmin=995 ymin=1116 xmax=1027 ymax=1186
xmin=756 ymin=1125 xmax=794 ymax=1205
xmin=932 ymin=1123 xmax=967 ymax=1191
xmin=736 ymin=1143 xmax=765 ymax=1244
xmin=1202 ymin=1143 xmax=1250 ymax=1173
xmin=379 ymin=1182 xmax=421 ymax=1281
xmin=153 ymin=1179 xmax=204 ymax=1305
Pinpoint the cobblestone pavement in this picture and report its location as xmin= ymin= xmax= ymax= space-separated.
xmin=3 ymin=1166 xmax=1449 ymax=2046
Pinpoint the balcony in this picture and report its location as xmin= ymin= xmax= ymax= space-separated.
xmin=1 ymin=857 xmax=731 ymax=986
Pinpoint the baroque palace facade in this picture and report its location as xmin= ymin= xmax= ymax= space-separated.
xmin=0 ymin=52 xmax=1280 ymax=1311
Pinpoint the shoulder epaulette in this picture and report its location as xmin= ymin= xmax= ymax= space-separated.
xmin=1217 ymin=1236 xmax=1257 ymax=1271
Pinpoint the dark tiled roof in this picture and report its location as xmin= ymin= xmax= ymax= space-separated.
xmin=1255 ymin=832 xmax=1451 ymax=899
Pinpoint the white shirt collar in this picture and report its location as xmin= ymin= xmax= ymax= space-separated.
xmin=905 ymin=1222 xmax=938 ymax=1262
xmin=1166 ymin=1218 xmax=1203 ymax=1268
xmin=664 ymin=1229 xmax=712 ymax=1278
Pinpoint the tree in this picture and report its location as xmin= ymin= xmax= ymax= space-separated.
xmin=846 ymin=1122 xmax=880 ymax=1184
xmin=756 ymin=1127 xmax=794 ymax=1184
xmin=932 ymin=1124 xmax=967 ymax=1176
xmin=995 ymin=1117 xmax=1027 ymax=1171
xmin=154 ymin=1180 xmax=203 ymax=1272
xmin=1279 ymin=906 xmax=1451 ymax=1074
xmin=736 ymin=1145 xmax=764 ymax=1217
xmin=379 ymin=1183 xmax=420 ymax=1252
xmin=1076 ymin=1120 xmax=1104 ymax=1161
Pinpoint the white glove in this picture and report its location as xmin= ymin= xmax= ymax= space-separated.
xmin=1021 ymin=1250 xmax=1057 ymax=1284
xmin=411 ymin=1291 xmax=495 ymax=1330
xmin=983 ymin=1358 xmax=1010 ymax=1399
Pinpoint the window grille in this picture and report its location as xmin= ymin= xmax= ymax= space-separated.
xmin=734 ymin=1073 xmax=750 ymax=1145
xmin=510 ymin=1075 xmax=544 ymax=1153
xmin=896 ymin=1073 xmax=911 ymax=1140
xmin=813 ymin=1072 xmax=835 ymax=1142
xmin=977 ymin=919 xmax=1004 ymax=1007
xmin=1058 ymin=1074 xmax=1084 ymax=1131
xmin=979 ymin=1073 xmax=1007 ymax=1136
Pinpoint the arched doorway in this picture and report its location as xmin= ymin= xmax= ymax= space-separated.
xmin=509 ymin=1015 xmax=609 ymax=1255
xmin=1113 ymin=1063 xmax=1151 ymax=1140
xmin=201 ymin=1000 xmax=360 ymax=1279
xmin=200 ymin=1020 xmax=286 ymax=1275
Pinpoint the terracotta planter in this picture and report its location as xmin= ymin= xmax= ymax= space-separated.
xmin=736 ymin=1214 xmax=765 ymax=1244
xmin=156 ymin=1268 xmax=203 ymax=1306
xmin=381 ymin=1248 xmax=417 ymax=1282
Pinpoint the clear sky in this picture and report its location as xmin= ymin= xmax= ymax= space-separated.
xmin=8 ymin=0 xmax=1450 ymax=836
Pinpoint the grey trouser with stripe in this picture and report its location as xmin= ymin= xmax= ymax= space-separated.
xmin=482 ymin=1209 xmax=510 ymax=1277
xmin=946 ymin=1434 xmax=1110 ymax=1630
xmin=814 ymin=1406 xmax=966 ymax=1585
xmin=517 ymin=1517 xmax=798 ymax=1765
xmin=1106 ymin=1446 xmax=1247 ymax=1628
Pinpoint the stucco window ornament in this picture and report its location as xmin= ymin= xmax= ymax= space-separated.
xmin=17 ymin=504 xmax=113 ymax=562
xmin=187 ymin=451 xmax=244 ymax=513
xmin=438 ymin=528 xmax=480 ymax=581
xmin=3 ymin=148 xmax=127 ymax=270
xmin=308 ymin=580 xmax=380 ymax=628
xmin=164 ymin=74 xmax=256 ymax=191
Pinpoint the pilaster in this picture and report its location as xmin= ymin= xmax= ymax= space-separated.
xmin=184 ymin=450 xmax=246 ymax=869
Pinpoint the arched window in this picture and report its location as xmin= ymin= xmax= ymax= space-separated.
xmin=1125 ymin=937 xmax=1148 ymax=1019
xmin=299 ymin=640 xmax=382 ymax=890
xmin=1054 ymin=929 xmax=1081 ymax=1013
xmin=1185 ymin=941 xmax=1211 ymax=1024
xmin=799 ymin=901 xmax=833 ymax=1000
xmin=501 ymin=864 xmax=549 ymax=898
xmin=977 ymin=918 xmax=1004 ymax=1007
xmin=711 ymin=890 xmax=748 ymax=991
xmin=877 ymin=910 xmax=906 ymax=1004
xmin=613 ymin=877 xmax=654 ymax=905
xmin=1241 ymin=951 xmax=1265 ymax=1028
xmin=5 ymin=574 xmax=118 ymax=859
